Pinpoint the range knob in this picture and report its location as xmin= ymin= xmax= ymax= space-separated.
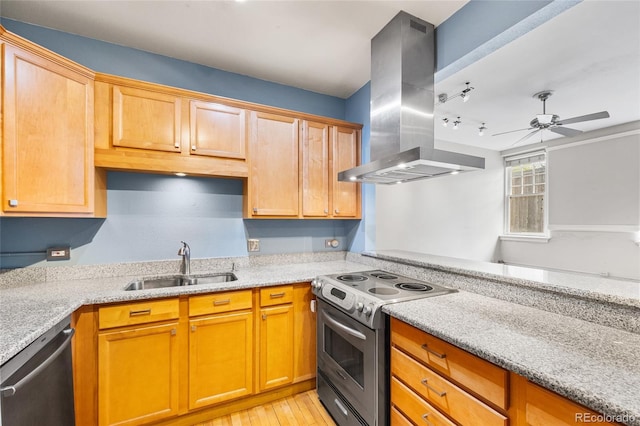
xmin=363 ymin=306 xmax=372 ymax=316
xmin=311 ymin=279 xmax=322 ymax=290
xmin=356 ymin=302 xmax=364 ymax=312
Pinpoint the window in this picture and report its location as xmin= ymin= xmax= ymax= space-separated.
xmin=505 ymin=152 xmax=547 ymax=235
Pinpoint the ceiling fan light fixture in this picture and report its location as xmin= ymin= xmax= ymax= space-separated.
xmin=442 ymin=118 xmax=449 ymax=127
xmin=537 ymin=114 xmax=554 ymax=125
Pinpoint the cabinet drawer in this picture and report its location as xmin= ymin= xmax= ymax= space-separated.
xmin=391 ymin=348 xmax=507 ymax=426
xmin=99 ymin=298 xmax=179 ymax=329
xmin=391 ymin=318 xmax=508 ymax=410
xmin=189 ymin=290 xmax=252 ymax=316
xmin=526 ymin=381 xmax=619 ymax=425
xmin=391 ymin=377 xmax=456 ymax=426
xmin=390 ymin=407 xmax=413 ymax=426
xmin=259 ymin=285 xmax=293 ymax=307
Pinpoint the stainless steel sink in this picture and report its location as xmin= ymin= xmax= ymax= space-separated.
xmin=125 ymin=272 xmax=237 ymax=291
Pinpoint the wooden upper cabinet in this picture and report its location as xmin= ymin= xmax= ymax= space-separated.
xmin=1 ymin=40 xmax=98 ymax=216
xmin=190 ymin=101 xmax=246 ymax=159
xmin=112 ymin=85 xmax=182 ymax=153
xmin=247 ymin=111 xmax=299 ymax=217
xmin=301 ymin=120 xmax=330 ymax=217
xmin=331 ymin=126 xmax=361 ymax=218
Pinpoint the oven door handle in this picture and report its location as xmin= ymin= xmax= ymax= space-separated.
xmin=322 ymin=310 xmax=366 ymax=340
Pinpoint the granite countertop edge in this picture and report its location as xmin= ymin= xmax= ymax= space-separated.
xmin=364 ymin=250 xmax=640 ymax=308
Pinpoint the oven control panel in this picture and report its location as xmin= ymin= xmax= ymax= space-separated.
xmin=312 ymin=278 xmax=381 ymax=328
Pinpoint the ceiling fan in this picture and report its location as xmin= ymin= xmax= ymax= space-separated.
xmin=493 ymin=90 xmax=610 ymax=145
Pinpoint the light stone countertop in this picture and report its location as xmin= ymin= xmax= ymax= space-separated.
xmin=365 ymin=250 xmax=640 ymax=307
xmin=0 ymin=259 xmax=370 ymax=365
xmin=1 ymin=251 xmax=639 ymax=424
xmin=383 ymin=292 xmax=640 ymax=425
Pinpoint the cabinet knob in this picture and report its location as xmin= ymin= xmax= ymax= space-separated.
xmin=191 ymin=145 xmax=197 ymax=151
xmin=334 ymin=209 xmax=340 ymax=214
xmin=174 ymin=143 xmax=180 ymax=149
xmin=191 ymin=325 xmax=197 ymax=332
xmin=253 ymin=208 xmax=258 ymax=213
xmin=324 ymin=209 xmax=328 ymax=214
xmin=262 ymin=313 xmax=267 ymax=320
xmin=171 ymin=328 xmax=177 ymax=336
xmin=8 ymin=199 xmax=18 ymax=207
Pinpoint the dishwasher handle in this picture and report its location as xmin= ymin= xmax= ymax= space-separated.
xmin=0 ymin=328 xmax=75 ymax=398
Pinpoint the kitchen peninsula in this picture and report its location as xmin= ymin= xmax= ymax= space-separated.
xmin=1 ymin=250 xmax=638 ymax=425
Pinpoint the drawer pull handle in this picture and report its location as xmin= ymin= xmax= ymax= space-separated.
xmin=213 ymin=299 xmax=231 ymax=306
xmin=421 ymin=413 xmax=435 ymax=426
xmin=421 ymin=343 xmax=446 ymax=359
xmin=129 ymin=309 xmax=151 ymax=317
xmin=421 ymin=378 xmax=447 ymax=397
xmin=270 ymin=292 xmax=286 ymax=298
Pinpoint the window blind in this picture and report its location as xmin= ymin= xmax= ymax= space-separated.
xmin=504 ymin=151 xmax=545 ymax=167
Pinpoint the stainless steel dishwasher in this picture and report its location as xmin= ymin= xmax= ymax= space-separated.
xmin=1 ymin=316 xmax=75 ymax=425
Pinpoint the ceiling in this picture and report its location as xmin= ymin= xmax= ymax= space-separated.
xmin=1 ymin=0 xmax=639 ymax=152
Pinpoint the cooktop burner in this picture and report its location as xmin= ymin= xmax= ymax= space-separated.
xmin=369 ymin=272 xmax=398 ymax=280
xmin=368 ymin=287 xmax=400 ymax=295
xmin=395 ymin=282 xmax=433 ymax=292
xmin=336 ymin=274 xmax=368 ymax=282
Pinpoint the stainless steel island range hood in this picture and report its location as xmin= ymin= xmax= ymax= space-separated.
xmin=338 ymin=11 xmax=485 ymax=184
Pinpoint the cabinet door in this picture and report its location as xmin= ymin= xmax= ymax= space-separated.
xmin=301 ymin=121 xmax=330 ymax=217
xmin=248 ymin=111 xmax=299 ymax=217
xmin=113 ymin=85 xmax=182 ymax=152
xmin=331 ymin=126 xmax=360 ymax=218
xmin=98 ymin=323 xmax=179 ymax=426
xmin=190 ymin=101 xmax=246 ymax=159
xmin=259 ymin=304 xmax=294 ymax=390
xmin=293 ymin=283 xmax=316 ymax=383
xmin=2 ymin=44 xmax=94 ymax=214
xmin=188 ymin=311 xmax=253 ymax=409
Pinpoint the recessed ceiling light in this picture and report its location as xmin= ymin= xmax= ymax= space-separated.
xmin=175 ymin=172 xmax=187 ymax=177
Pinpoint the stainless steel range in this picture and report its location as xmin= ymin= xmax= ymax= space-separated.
xmin=312 ymin=270 xmax=456 ymax=426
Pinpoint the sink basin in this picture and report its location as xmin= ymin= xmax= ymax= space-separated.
xmin=125 ymin=272 xmax=237 ymax=291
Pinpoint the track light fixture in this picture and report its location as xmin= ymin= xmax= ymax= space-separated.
xmin=438 ymin=82 xmax=475 ymax=104
xmin=478 ymin=123 xmax=487 ymax=136
xmin=453 ymin=117 xmax=461 ymax=130
xmin=442 ymin=118 xmax=449 ymax=127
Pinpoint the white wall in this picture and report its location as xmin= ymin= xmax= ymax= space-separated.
xmin=376 ymin=141 xmax=504 ymax=261
xmin=500 ymin=125 xmax=640 ymax=280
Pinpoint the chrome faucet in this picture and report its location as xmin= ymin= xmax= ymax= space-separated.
xmin=178 ymin=241 xmax=191 ymax=276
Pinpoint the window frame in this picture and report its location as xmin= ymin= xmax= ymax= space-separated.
xmin=503 ymin=151 xmax=549 ymax=238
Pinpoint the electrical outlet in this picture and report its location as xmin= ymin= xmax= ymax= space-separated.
xmin=46 ymin=246 xmax=70 ymax=261
xmin=325 ymin=239 xmax=339 ymax=249
xmin=247 ymin=239 xmax=260 ymax=252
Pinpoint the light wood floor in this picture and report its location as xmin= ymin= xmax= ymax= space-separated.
xmin=193 ymin=390 xmax=337 ymax=426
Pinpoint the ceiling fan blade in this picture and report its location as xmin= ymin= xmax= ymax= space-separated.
xmin=510 ymin=129 xmax=541 ymax=146
xmin=549 ymin=126 xmax=582 ymax=137
xmin=557 ymin=111 xmax=610 ymax=125
xmin=492 ymin=127 xmax=533 ymax=137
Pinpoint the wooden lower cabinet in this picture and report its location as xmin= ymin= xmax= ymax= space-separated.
xmin=188 ymin=310 xmax=253 ymax=410
xmin=258 ymin=286 xmax=295 ymax=391
xmin=391 ymin=318 xmax=621 ymax=426
xmin=98 ymin=322 xmax=180 ymax=426
xmin=75 ymin=284 xmax=316 ymax=425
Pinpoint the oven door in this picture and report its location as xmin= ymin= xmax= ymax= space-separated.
xmin=317 ymin=299 xmax=376 ymax=425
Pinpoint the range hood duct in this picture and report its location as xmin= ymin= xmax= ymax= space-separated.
xmin=338 ymin=11 xmax=485 ymax=184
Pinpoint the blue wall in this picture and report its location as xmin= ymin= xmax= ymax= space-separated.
xmin=0 ymin=20 xmax=361 ymax=268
